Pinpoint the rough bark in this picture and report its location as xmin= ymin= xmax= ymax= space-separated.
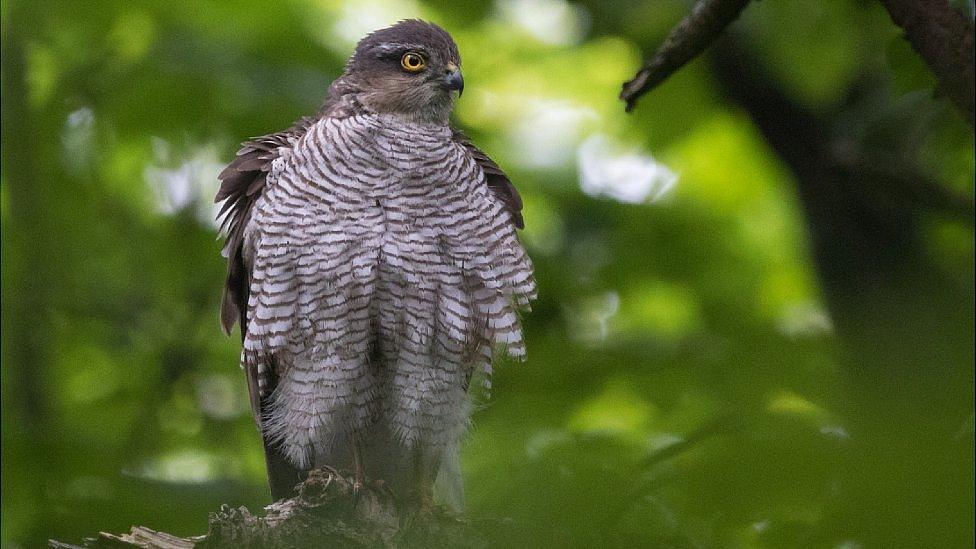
xmin=50 ymin=527 xmax=201 ymax=549
xmin=879 ymin=0 xmax=975 ymax=126
xmin=49 ymin=469 xmax=487 ymax=549
xmin=620 ymin=0 xmax=752 ymax=112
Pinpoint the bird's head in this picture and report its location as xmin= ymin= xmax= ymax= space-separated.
xmin=343 ymin=19 xmax=463 ymax=124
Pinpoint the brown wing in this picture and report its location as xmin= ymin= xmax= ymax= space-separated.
xmin=215 ymin=116 xmax=317 ymax=338
xmin=453 ymin=131 xmax=525 ymax=229
xmin=216 ymin=116 xmax=317 ymax=417
xmin=215 ymin=116 xmax=317 ymax=501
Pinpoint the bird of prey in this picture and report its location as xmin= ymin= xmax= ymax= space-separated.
xmin=215 ymin=20 xmax=536 ymax=507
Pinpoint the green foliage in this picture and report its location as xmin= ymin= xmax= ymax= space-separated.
xmin=2 ymin=0 xmax=973 ymax=547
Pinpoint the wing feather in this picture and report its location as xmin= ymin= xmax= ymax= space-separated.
xmin=215 ymin=116 xmax=317 ymax=337
xmin=215 ymin=117 xmax=317 ymax=501
xmin=452 ymin=131 xmax=525 ymax=229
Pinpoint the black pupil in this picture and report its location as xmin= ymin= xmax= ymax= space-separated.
xmin=406 ymin=55 xmax=419 ymax=67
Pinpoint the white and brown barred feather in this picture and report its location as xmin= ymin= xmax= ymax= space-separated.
xmin=216 ymin=108 xmax=535 ymax=473
xmin=216 ymin=21 xmax=535 ymax=503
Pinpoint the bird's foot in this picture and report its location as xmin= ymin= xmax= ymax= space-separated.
xmin=349 ymin=433 xmax=366 ymax=493
xmin=370 ymin=478 xmax=394 ymax=498
xmin=352 ymin=469 xmax=368 ymax=493
xmin=349 ymin=469 xmax=366 ymax=495
xmin=415 ymin=486 xmax=437 ymax=515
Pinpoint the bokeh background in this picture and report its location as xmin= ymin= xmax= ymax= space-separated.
xmin=2 ymin=0 xmax=973 ymax=547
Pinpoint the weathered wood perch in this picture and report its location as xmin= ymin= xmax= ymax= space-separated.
xmin=49 ymin=468 xmax=487 ymax=548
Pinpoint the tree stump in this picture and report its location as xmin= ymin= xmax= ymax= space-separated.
xmin=49 ymin=468 xmax=487 ymax=548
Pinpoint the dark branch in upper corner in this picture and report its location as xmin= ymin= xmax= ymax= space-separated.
xmin=620 ymin=0 xmax=753 ymax=112
xmin=621 ymin=0 xmax=976 ymax=128
xmin=878 ymin=0 xmax=975 ymax=127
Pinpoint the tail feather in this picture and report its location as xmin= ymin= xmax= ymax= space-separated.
xmin=264 ymin=435 xmax=306 ymax=501
xmin=433 ymin=440 xmax=464 ymax=512
xmin=247 ymin=357 xmax=306 ymax=501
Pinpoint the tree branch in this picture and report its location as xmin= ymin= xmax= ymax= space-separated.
xmin=49 ymin=527 xmax=201 ymax=549
xmin=832 ymin=149 xmax=976 ymax=225
xmin=621 ymin=0 xmax=975 ymax=129
xmin=878 ymin=0 xmax=975 ymax=127
xmin=620 ymin=0 xmax=752 ymax=112
xmin=49 ymin=469 xmax=486 ymax=549
xmin=641 ymin=412 xmax=744 ymax=467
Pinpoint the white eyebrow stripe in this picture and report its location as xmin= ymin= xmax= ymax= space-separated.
xmin=371 ymin=43 xmax=427 ymax=56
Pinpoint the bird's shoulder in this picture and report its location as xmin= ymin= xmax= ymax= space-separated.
xmin=451 ymin=130 xmax=525 ymax=229
xmin=214 ymin=115 xmax=318 ymax=335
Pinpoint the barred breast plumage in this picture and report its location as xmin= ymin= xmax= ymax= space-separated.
xmin=217 ymin=19 xmax=534 ymax=504
xmin=242 ymin=113 xmax=535 ymax=469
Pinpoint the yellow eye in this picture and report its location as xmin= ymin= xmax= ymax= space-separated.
xmin=400 ymin=52 xmax=425 ymax=72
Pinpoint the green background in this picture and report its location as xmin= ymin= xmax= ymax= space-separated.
xmin=2 ymin=0 xmax=973 ymax=547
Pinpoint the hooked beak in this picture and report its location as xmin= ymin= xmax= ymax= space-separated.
xmin=443 ymin=65 xmax=464 ymax=96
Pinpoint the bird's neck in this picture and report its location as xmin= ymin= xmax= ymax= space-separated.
xmin=323 ymin=76 xmax=454 ymax=126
